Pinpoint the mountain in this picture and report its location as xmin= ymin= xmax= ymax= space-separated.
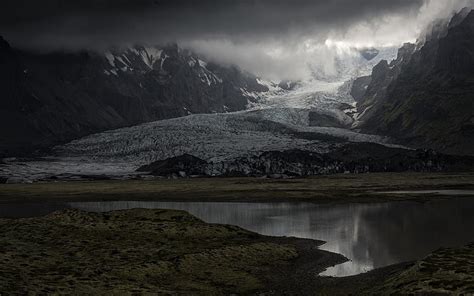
xmin=350 ymin=75 xmax=372 ymax=102
xmin=354 ymin=9 xmax=474 ymax=156
xmin=353 ymin=42 xmax=416 ymax=122
xmin=359 ymin=48 xmax=380 ymax=61
xmin=0 ymin=38 xmax=271 ymax=157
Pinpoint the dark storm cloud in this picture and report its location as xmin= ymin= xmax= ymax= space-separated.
xmin=0 ymin=0 xmax=425 ymax=50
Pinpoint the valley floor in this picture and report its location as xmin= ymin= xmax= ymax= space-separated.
xmin=1 ymin=172 xmax=473 ymax=204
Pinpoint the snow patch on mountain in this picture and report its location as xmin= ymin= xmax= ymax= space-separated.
xmin=133 ymin=47 xmax=163 ymax=69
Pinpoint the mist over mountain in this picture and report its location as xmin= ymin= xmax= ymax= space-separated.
xmin=1 ymin=0 xmax=473 ymax=81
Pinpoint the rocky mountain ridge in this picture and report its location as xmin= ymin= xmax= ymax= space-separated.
xmin=354 ymin=8 xmax=474 ymax=156
xmin=0 ymin=38 xmax=272 ymax=157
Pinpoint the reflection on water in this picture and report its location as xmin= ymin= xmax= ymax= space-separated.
xmin=67 ymin=198 xmax=474 ymax=277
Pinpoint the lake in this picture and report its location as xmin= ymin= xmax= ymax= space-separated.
xmin=1 ymin=197 xmax=473 ymax=277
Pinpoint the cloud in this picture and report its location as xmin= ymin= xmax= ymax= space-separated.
xmin=1 ymin=0 xmax=424 ymax=49
xmin=182 ymin=39 xmax=365 ymax=81
xmin=1 ymin=0 xmax=471 ymax=80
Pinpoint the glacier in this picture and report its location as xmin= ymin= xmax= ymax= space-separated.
xmin=0 ymin=45 xmax=402 ymax=182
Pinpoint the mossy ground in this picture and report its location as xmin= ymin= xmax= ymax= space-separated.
xmin=314 ymin=244 xmax=474 ymax=295
xmin=0 ymin=208 xmax=473 ymax=295
xmin=0 ymin=209 xmax=342 ymax=295
xmin=367 ymin=243 xmax=474 ymax=295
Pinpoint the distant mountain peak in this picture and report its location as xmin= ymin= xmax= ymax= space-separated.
xmin=359 ymin=48 xmax=380 ymax=61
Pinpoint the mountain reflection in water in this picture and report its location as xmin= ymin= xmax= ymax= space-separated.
xmin=68 ymin=198 xmax=474 ymax=277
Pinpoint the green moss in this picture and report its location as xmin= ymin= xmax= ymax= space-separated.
xmin=366 ymin=244 xmax=474 ymax=295
xmin=0 ymin=209 xmax=298 ymax=295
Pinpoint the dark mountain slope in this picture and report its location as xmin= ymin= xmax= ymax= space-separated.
xmin=355 ymin=9 xmax=474 ymax=156
xmin=0 ymin=38 xmax=269 ymax=156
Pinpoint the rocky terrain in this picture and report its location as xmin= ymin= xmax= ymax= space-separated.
xmin=350 ymin=75 xmax=372 ymax=102
xmin=355 ymin=8 xmax=474 ymax=156
xmin=137 ymin=144 xmax=474 ymax=178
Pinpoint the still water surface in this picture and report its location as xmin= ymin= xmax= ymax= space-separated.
xmin=1 ymin=198 xmax=473 ymax=277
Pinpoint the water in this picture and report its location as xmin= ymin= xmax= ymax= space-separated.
xmin=1 ymin=198 xmax=473 ymax=277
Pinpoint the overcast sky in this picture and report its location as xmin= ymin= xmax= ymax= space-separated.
xmin=1 ymin=0 xmax=472 ymax=80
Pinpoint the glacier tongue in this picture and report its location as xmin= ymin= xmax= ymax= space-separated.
xmin=50 ymin=109 xmax=393 ymax=172
xmin=0 ymin=46 xmax=402 ymax=181
xmin=0 ymin=107 xmax=397 ymax=182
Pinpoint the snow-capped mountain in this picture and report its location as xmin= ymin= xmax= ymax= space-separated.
xmin=0 ymin=36 xmax=405 ymax=180
xmin=11 ymin=27 xmax=471 ymax=181
xmin=0 ymin=39 xmax=275 ymax=157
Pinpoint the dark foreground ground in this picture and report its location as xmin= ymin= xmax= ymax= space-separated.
xmin=1 ymin=172 xmax=473 ymax=294
xmin=0 ymin=209 xmax=473 ymax=295
xmin=0 ymin=172 xmax=473 ymax=204
xmin=0 ymin=208 xmax=346 ymax=295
